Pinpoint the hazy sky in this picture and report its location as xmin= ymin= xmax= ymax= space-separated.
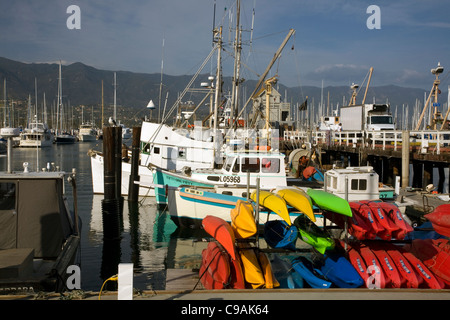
xmin=1 ymin=0 xmax=450 ymax=90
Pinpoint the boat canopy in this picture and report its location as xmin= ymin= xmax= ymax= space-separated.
xmin=0 ymin=173 xmax=74 ymax=258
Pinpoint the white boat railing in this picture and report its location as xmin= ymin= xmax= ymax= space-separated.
xmin=283 ymin=130 xmax=450 ymax=155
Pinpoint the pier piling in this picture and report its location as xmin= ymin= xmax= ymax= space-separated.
xmin=128 ymin=126 xmax=141 ymax=202
xmin=101 ymin=126 xmax=123 ymax=240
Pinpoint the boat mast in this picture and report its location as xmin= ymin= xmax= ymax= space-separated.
xmin=158 ymin=37 xmax=165 ymax=123
xmin=3 ymin=79 xmax=5 ymax=127
xmin=113 ymin=72 xmax=117 ymax=122
xmin=230 ymin=0 xmax=242 ymax=129
xmin=101 ymin=80 xmax=104 ymax=127
xmin=56 ymin=61 xmax=63 ymax=134
xmin=213 ymin=26 xmax=223 ymax=142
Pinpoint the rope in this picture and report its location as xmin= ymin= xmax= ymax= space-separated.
xmin=98 ymin=274 xmax=118 ymax=300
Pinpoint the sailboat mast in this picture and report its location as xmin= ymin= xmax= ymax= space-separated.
xmin=113 ymin=72 xmax=117 ymax=121
xmin=35 ymin=78 xmax=38 ymax=124
xmin=3 ymin=78 xmax=6 ymax=127
xmin=56 ymin=61 xmax=63 ymax=134
xmin=158 ymin=37 xmax=165 ymax=123
xmin=101 ymin=80 xmax=104 ymax=127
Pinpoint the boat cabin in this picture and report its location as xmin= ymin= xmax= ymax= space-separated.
xmin=140 ymin=121 xmax=216 ymax=171
xmin=324 ymin=166 xmax=381 ymax=201
xmin=194 ymin=151 xmax=287 ymax=189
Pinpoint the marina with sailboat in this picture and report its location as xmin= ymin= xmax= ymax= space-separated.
xmin=2 ymin=0 xmax=450 ymax=301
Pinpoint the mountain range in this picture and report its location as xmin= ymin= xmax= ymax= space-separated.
xmin=0 ymin=56 xmax=445 ymax=127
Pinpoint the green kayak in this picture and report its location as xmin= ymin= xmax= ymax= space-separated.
xmin=293 ymin=215 xmax=335 ymax=254
xmin=306 ymin=188 xmax=352 ymax=217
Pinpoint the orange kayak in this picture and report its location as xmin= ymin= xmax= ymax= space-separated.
xmin=202 ymin=215 xmax=237 ymax=260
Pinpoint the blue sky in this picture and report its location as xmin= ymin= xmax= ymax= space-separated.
xmin=1 ymin=0 xmax=449 ymax=90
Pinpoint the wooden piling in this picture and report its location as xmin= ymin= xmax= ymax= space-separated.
xmin=103 ymin=127 xmax=117 ymax=200
xmin=102 ymin=126 xmax=122 ymax=240
xmin=128 ymin=127 xmax=141 ymax=202
xmin=401 ymin=130 xmax=410 ymax=189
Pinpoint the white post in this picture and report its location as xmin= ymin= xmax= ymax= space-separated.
xmin=118 ymin=263 xmax=134 ymax=300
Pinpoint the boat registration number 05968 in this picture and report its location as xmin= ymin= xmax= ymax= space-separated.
xmin=220 ymin=175 xmax=241 ymax=183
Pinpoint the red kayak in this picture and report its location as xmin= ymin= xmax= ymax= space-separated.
xmin=370 ymin=245 xmax=402 ymax=288
xmin=425 ymin=204 xmax=450 ymax=237
xmin=378 ymin=202 xmax=413 ymax=240
xmin=202 ymin=215 xmax=237 ymax=260
xmin=340 ymin=242 xmax=372 ymax=288
xmin=199 ymin=241 xmax=231 ymax=289
xmin=356 ymin=244 xmax=386 ymax=289
xmin=361 ymin=201 xmax=399 ymax=240
xmin=350 ymin=202 xmax=386 ymax=239
xmin=400 ymin=249 xmax=444 ymax=289
xmin=324 ymin=210 xmax=368 ymax=240
xmin=407 ymin=239 xmax=450 ymax=284
xmin=229 ymin=253 xmax=246 ymax=289
xmin=384 ymin=246 xmax=420 ymax=288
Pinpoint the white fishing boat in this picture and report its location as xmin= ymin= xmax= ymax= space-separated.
xmin=89 ymin=120 xmax=216 ymax=196
xmin=152 ymin=148 xmax=288 ymax=205
xmin=324 ymin=165 xmax=395 ymax=201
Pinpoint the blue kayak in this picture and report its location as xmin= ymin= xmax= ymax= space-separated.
xmin=292 ymin=256 xmax=332 ymax=288
xmin=320 ymin=251 xmax=364 ymax=288
xmin=264 ymin=220 xmax=298 ymax=250
xmin=271 ymin=256 xmax=304 ymax=289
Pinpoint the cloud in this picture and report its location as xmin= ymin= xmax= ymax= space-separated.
xmin=306 ymin=64 xmax=370 ymax=85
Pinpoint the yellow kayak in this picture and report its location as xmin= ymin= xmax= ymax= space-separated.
xmin=238 ymin=243 xmax=265 ymax=289
xmin=277 ymin=187 xmax=316 ymax=222
xmin=230 ymin=200 xmax=257 ymax=239
xmin=251 ymin=190 xmax=291 ymax=225
xmin=237 ymin=243 xmax=279 ymax=289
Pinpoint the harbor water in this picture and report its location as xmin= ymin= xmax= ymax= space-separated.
xmin=0 ymin=140 xmax=209 ymax=292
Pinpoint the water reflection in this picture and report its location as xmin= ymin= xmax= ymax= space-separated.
xmin=87 ymin=194 xmax=209 ymax=291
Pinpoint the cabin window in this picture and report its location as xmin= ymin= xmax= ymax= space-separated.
xmin=241 ymin=157 xmax=260 ymax=173
xmin=178 ymin=147 xmax=186 ymax=159
xmin=326 ymin=175 xmax=332 ymax=188
xmin=223 ymin=157 xmax=235 ymax=172
xmin=351 ymin=179 xmax=367 ymax=191
xmin=140 ymin=142 xmax=152 ymax=155
xmin=153 ymin=146 xmax=160 ymax=154
xmin=232 ymin=158 xmax=240 ymax=173
xmin=261 ymin=158 xmax=280 ymax=173
xmin=0 ymin=182 xmax=15 ymax=210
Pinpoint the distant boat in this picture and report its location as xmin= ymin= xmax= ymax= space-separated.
xmin=121 ymin=125 xmax=132 ymax=140
xmin=20 ymin=82 xmax=54 ymax=148
xmin=78 ymin=122 xmax=97 ymax=142
xmin=54 ymin=132 xmax=77 ymax=144
xmin=19 ymin=121 xmax=53 ymax=148
xmin=54 ymin=61 xmax=76 ymax=144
